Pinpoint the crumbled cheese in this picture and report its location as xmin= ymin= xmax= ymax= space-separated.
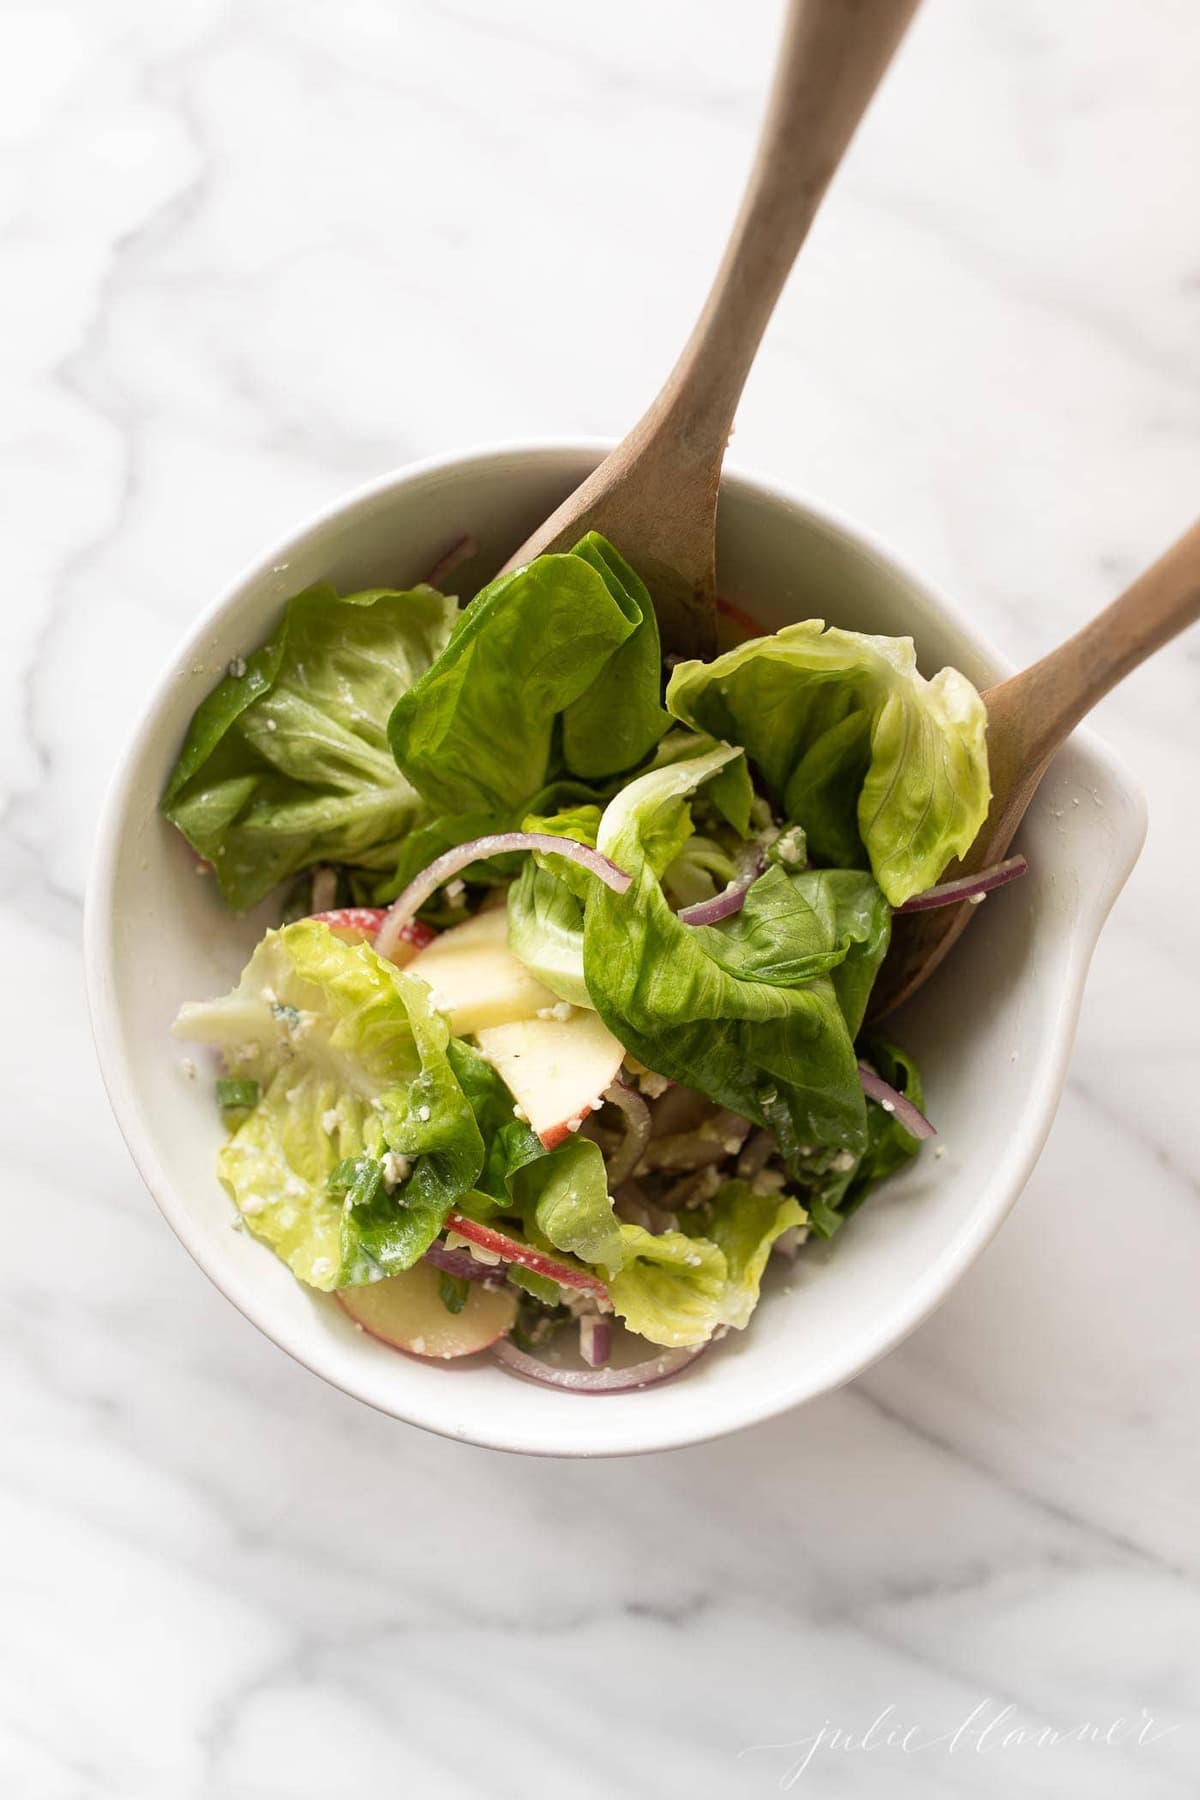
xmin=880 ymin=1100 xmax=895 ymax=1114
xmin=241 ymin=1193 xmax=266 ymax=1216
xmin=722 ymin=1137 xmax=743 ymax=1156
xmin=368 ymin=1266 xmax=385 ymax=1282
xmin=284 ymin=1174 xmax=307 ymax=1198
xmin=410 ymin=1336 xmax=426 ymax=1355
xmin=416 ymin=1104 xmax=431 ymax=1123
xmin=774 ymin=826 xmax=805 ymax=866
xmin=587 ymin=1096 xmax=604 ymax=1114
xmin=751 ymin=1168 xmax=788 ymax=1195
xmin=382 ymin=1151 xmax=411 ymax=1189
xmin=444 ymin=878 xmax=466 ymax=905
xmin=512 ymin=1104 xmax=529 ymax=1122
xmin=321 ymin=1108 xmax=340 ymax=1133
xmin=228 ymin=655 xmax=247 ymax=678
xmin=636 ymin=1069 xmax=670 ymax=1099
xmin=565 ymin=1114 xmax=583 ymax=1134
xmin=685 ymin=1252 xmax=702 ymax=1267
xmin=311 ymin=1257 xmax=333 ymax=1280
xmin=286 ymin=1085 xmax=303 ymax=1102
xmin=967 ymin=891 xmax=987 ymax=905
xmin=180 ymin=1057 xmax=197 ymax=1081
xmin=831 ymin=1149 xmax=856 ymax=1173
xmin=265 ymin=718 xmax=278 ymax=732
xmin=536 ymin=1000 xmax=575 ymax=1023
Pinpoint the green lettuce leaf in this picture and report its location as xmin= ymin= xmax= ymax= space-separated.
xmin=688 ymin=865 xmax=890 ymax=1038
xmin=801 ymin=1036 xmax=927 ymax=1239
xmin=583 ymin=745 xmax=868 ymax=1171
xmin=387 ymin=533 xmax=669 ymax=818
xmin=163 ymin=582 xmax=458 ymax=909
xmin=509 ymin=1135 xmax=626 ymax=1268
xmin=605 ymin=1225 xmax=728 ymax=1348
xmin=172 ymin=920 xmax=485 ymax=1287
xmin=666 ymin=621 xmax=990 ymax=905
xmin=703 ymin=1182 xmax=807 ymax=1329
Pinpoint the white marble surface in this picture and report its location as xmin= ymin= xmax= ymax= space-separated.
xmin=3 ymin=0 xmax=1199 ymax=1793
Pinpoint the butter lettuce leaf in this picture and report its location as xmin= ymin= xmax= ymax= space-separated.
xmin=666 ymin=621 xmax=990 ymax=905
xmin=387 ymin=533 xmax=669 ymax=818
xmin=172 ymin=920 xmax=485 ymax=1287
xmin=583 ymin=745 xmax=868 ymax=1171
xmin=163 ymin=582 xmax=457 ymax=909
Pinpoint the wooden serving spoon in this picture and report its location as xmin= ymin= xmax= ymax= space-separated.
xmin=500 ymin=0 xmax=923 ymax=657
xmin=871 ymin=519 xmax=1200 ymax=1018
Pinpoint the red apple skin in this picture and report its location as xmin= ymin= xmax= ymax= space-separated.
xmin=336 ymin=1262 xmax=516 ymax=1358
xmin=539 ymin=1104 xmax=597 ymax=1152
xmin=310 ymin=910 xmax=436 ymax=967
xmin=445 ymin=1210 xmax=609 ymax=1298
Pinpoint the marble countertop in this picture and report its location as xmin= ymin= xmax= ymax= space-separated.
xmin=4 ymin=0 xmax=1198 ymax=1793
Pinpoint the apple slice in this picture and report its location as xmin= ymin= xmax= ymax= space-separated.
xmin=475 ymin=1008 xmax=625 ymax=1149
xmin=406 ymin=906 xmax=558 ymax=1034
xmin=445 ymin=1212 xmax=609 ymax=1297
xmin=336 ymin=1262 xmax=517 ymax=1358
xmin=310 ymin=909 xmax=436 ymax=968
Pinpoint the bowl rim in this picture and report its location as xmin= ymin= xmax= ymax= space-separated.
xmin=84 ymin=439 xmax=1148 ymax=1456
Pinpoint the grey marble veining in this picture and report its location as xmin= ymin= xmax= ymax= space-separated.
xmin=2 ymin=1 xmax=1198 ymax=1794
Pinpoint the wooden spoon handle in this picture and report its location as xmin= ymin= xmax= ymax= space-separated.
xmin=501 ymin=0 xmax=921 ymax=654
xmin=985 ymin=518 xmax=1200 ymax=775
xmin=643 ymin=0 xmax=921 ymax=499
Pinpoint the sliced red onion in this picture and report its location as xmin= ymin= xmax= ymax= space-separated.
xmin=601 ymin=1081 xmax=652 ymax=1188
xmin=895 ymin=855 xmax=1028 ymax=913
xmin=422 ymin=1243 xmax=505 ymax=1285
xmin=857 ymin=1062 xmax=937 ymax=1140
xmin=677 ymin=849 xmax=766 ymax=927
xmin=579 ymin=1315 xmax=612 ymax=1369
xmin=423 ymin=533 xmax=478 ymax=589
xmin=375 ymin=833 xmax=632 ymax=960
xmin=492 ymin=1336 xmax=706 ymax=1393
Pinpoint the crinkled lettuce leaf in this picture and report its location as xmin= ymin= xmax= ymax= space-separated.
xmin=163 ymin=582 xmax=458 ymax=909
xmin=582 ymin=744 xmax=869 ymax=1170
xmin=173 ymin=919 xmax=485 ymax=1287
xmin=387 ymin=532 xmax=669 ymax=818
xmin=666 ymin=621 xmax=990 ymax=905
xmin=603 ymin=1184 xmax=805 ymax=1346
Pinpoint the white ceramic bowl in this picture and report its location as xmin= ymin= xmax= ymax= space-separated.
xmin=86 ymin=444 xmax=1146 ymax=1457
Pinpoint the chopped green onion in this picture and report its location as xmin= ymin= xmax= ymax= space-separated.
xmin=216 ymin=1078 xmax=259 ymax=1110
xmin=438 ymin=1272 xmax=469 ymax=1315
xmin=328 ymin=1155 xmax=385 ymax=1209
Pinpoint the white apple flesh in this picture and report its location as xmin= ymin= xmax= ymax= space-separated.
xmin=336 ymin=1261 xmax=517 ymax=1358
xmin=474 ymin=1009 xmax=625 ymax=1149
xmin=406 ymin=906 xmax=558 ymax=1034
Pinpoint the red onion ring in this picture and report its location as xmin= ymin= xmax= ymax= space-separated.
xmin=422 ymin=1243 xmax=506 ymax=1285
xmin=677 ymin=849 xmax=766 ymax=927
xmin=895 ymin=855 xmax=1028 ymax=913
xmin=375 ymin=833 xmax=632 ymax=960
xmin=600 ymin=1081 xmax=652 ymax=1188
xmin=445 ymin=1210 xmax=609 ymax=1297
xmin=579 ymin=1315 xmax=612 ymax=1368
xmin=857 ymin=1063 xmax=936 ymax=1139
xmin=492 ymin=1336 xmax=706 ymax=1392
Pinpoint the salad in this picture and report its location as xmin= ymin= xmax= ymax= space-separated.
xmin=167 ymin=533 xmax=1016 ymax=1391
